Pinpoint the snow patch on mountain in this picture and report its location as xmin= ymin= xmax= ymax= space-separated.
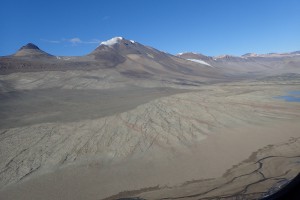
xmin=178 ymin=52 xmax=199 ymax=56
xmin=101 ymin=37 xmax=123 ymax=46
xmin=187 ymin=59 xmax=213 ymax=67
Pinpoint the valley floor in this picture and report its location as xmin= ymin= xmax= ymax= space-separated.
xmin=0 ymin=78 xmax=300 ymax=200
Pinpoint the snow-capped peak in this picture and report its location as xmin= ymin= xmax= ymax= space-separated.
xmin=130 ymin=40 xmax=135 ymax=44
xmin=101 ymin=37 xmax=123 ymax=46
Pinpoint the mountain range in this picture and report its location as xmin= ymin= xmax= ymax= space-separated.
xmin=1 ymin=37 xmax=300 ymax=79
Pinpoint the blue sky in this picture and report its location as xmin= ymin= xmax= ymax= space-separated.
xmin=1 ymin=0 xmax=300 ymax=56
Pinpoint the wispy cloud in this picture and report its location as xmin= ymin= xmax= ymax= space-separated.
xmin=41 ymin=39 xmax=61 ymax=43
xmin=41 ymin=37 xmax=101 ymax=46
xmin=68 ymin=37 xmax=82 ymax=45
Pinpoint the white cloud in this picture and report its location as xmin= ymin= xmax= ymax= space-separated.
xmin=42 ymin=38 xmax=101 ymax=46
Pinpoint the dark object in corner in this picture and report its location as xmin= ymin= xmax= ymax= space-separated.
xmin=262 ymin=173 xmax=300 ymax=200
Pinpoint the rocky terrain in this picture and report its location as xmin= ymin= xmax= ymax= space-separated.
xmin=0 ymin=37 xmax=300 ymax=199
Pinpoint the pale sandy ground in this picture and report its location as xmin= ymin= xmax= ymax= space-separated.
xmin=133 ymin=135 xmax=300 ymax=200
xmin=1 ymin=122 xmax=300 ymax=200
xmin=0 ymin=79 xmax=300 ymax=199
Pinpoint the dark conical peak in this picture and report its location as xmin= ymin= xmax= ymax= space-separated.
xmin=20 ymin=43 xmax=40 ymax=50
xmin=14 ymin=43 xmax=52 ymax=57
